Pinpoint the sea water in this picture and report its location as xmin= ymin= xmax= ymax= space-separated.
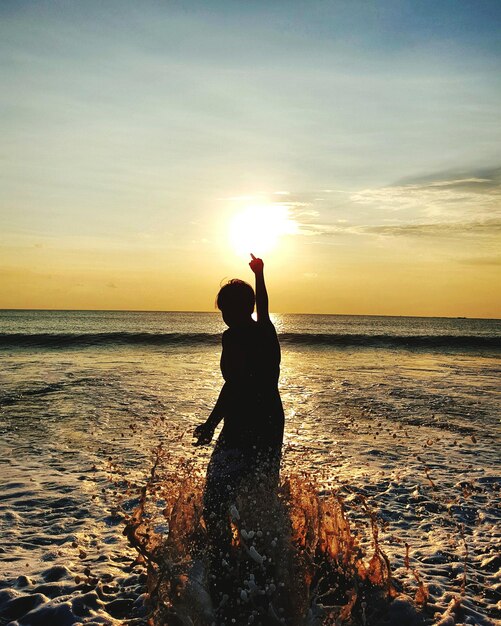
xmin=0 ymin=311 xmax=499 ymax=624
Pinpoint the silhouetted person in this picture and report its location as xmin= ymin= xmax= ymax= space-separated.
xmin=193 ymin=254 xmax=284 ymax=600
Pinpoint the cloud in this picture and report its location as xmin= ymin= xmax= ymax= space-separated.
xmin=361 ymin=217 xmax=501 ymax=239
xmin=396 ymin=166 xmax=501 ymax=189
xmin=349 ymin=167 xmax=501 ymax=218
xmin=274 ymin=166 xmax=501 ymax=244
xmin=294 ymin=222 xmax=356 ymax=237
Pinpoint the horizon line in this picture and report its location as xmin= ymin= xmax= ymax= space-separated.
xmin=0 ymin=308 xmax=499 ymax=321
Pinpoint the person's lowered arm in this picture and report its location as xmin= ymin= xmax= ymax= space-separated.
xmin=193 ymin=383 xmax=230 ymax=446
xmin=249 ymin=253 xmax=269 ymax=323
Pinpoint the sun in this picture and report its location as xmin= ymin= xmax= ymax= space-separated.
xmin=229 ymin=204 xmax=297 ymax=257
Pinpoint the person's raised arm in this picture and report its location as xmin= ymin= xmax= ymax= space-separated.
xmin=249 ymin=253 xmax=269 ymax=323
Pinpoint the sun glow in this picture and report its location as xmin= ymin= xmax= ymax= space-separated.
xmin=229 ymin=204 xmax=298 ymax=257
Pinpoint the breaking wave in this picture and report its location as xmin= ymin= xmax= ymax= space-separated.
xmin=0 ymin=331 xmax=499 ymax=350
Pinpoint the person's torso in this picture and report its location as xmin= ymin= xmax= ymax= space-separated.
xmin=220 ymin=320 xmax=284 ymax=447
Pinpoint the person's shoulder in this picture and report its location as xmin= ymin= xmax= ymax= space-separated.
xmin=222 ymin=328 xmax=240 ymax=344
xmin=256 ymin=315 xmax=273 ymax=326
xmin=256 ymin=317 xmax=277 ymax=334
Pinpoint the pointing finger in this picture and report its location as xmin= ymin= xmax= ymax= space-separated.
xmin=250 ymin=253 xmax=256 ymax=260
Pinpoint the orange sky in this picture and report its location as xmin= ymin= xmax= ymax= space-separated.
xmin=1 ymin=2 xmax=500 ymax=317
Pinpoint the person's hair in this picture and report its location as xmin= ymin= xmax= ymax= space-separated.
xmin=216 ymin=279 xmax=255 ymax=316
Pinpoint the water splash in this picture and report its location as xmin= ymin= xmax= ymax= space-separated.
xmin=123 ymin=446 xmax=428 ymax=625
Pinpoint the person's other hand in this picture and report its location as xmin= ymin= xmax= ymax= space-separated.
xmin=249 ymin=253 xmax=264 ymax=274
xmin=193 ymin=422 xmax=214 ymax=446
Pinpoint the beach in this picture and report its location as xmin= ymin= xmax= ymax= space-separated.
xmin=0 ymin=310 xmax=499 ymax=625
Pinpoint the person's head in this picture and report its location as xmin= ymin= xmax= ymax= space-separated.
xmin=216 ymin=279 xmax=255 ymax=327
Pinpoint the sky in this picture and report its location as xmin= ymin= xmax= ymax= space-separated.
xmin=1 ymin=0 xmax=500 ymax=316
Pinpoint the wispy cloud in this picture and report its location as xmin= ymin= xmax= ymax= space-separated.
xmin=361 ymin=217 xmax=501 ymax=239
xmin=349 ymin=167 xmax=501 ymax=219
xmin=277 ymin=167 xmax=501 ymax=245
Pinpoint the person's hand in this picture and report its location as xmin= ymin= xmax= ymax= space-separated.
xmin=193 ymin=422 xmax=215 ymax=446
xmin=249 ymin=253 xmax=264 ymax=274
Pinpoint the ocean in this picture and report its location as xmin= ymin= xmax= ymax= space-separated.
xmin=0 ymin=310 xmax=499 ymax=625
